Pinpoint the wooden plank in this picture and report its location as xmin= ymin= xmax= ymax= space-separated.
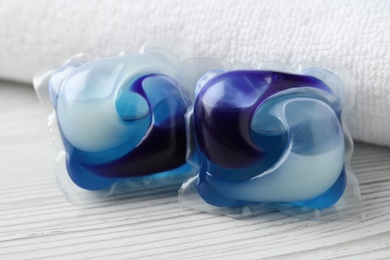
xmin=1 ymin=80 xmax=390 ymax=259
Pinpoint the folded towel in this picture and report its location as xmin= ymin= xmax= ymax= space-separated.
xmin=0 ymin=0 xmax=389 ymax=147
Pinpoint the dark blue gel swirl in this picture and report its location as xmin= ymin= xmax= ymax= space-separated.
xmin=194 ymin=70 xmax=346 ymax=209
xmin=57 ymin=74 xmax=189 ymax=190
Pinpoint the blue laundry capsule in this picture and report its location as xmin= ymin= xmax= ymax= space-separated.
xmin=49 ymin=54 xmax=190 ymax=190
xmin=193 ymin=69 xmax=346 ymax=209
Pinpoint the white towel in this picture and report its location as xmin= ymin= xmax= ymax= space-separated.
xmin=0 ymin=0 xmax=389 ymax=147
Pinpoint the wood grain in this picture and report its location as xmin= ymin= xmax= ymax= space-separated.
xmin=1 ymin=80 xmax=390 ymax=259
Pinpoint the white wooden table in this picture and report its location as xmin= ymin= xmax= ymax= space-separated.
xmin=1 ymin=80 xmax=390 ymax=259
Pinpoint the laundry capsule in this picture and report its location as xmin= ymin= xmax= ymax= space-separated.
xmin=192 ymin=69 xmax=346 ymax=209
xmin=49 ymin=53 xmax=190 ymax=191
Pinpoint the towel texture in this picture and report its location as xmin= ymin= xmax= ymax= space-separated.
xmin=0 ymin=0 xmax=389 ymax=147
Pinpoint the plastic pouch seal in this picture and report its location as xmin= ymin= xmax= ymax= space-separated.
xmin=178 ymin=59 xmax=364 ymax=221
xmin=34 ymin=48 xmax=192 ymax=204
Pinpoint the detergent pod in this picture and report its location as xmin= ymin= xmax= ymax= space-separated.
xmin=34 ymin=49 xmax=191 ymax=203
xmin=179 ymin=60 xmax=363 ymax=220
